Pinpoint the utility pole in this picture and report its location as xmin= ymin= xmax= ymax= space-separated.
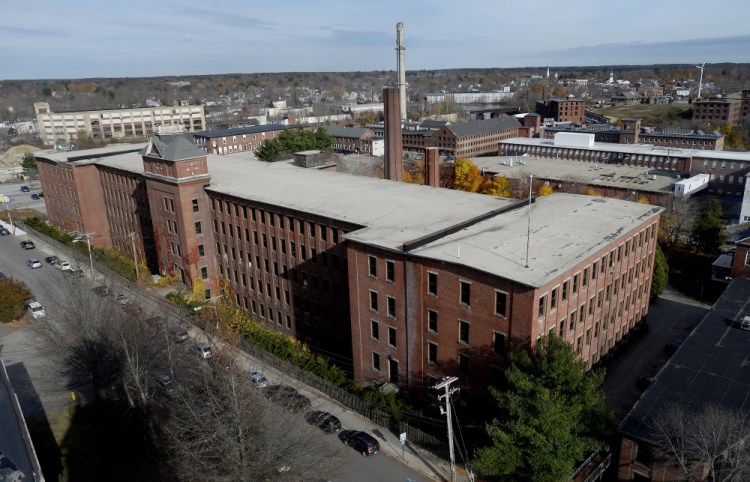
xmin=435 ymin=376 xmax=460 ymax=482
xmin=83 ymin=233 xmax=95 ymax=279
xmin=129 ymin=232 xmax=140 ymax=285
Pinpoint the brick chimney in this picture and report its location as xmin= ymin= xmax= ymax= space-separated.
xmin=425 ymin=147 xmax=439 ymax=187
xmin=384 ymin=87 xmax=403 ymax=181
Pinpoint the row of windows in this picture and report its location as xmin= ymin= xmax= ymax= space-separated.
xmin=702 ymin=159 xmax=749 ymax=170
xmin=427 ymin=272 xmax=509 ymax=316
xmin=537 ymin=225 xmax=655 ymax=323
xmin=212 ymin=199 xmax=340 ymax=245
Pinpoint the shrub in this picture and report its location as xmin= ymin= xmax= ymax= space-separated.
xmin=0 ymin=278 xmax=33 ymax=323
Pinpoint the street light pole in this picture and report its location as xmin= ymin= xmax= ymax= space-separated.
xmin=194 ymin=295 xmax=223 ymax=331
xmin=83 ymin=233 xmax=95 ymax=279
xmin=129 ymin=232 xmax=140 ymax=285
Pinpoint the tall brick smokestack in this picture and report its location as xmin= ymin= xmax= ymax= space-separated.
xmin=396 ymin=22 xmax=407 ymax=122
xmin=384 ymin=87 xmax=403 ymax=181
xmin=425 ymin=147 xmax=439 ymax=187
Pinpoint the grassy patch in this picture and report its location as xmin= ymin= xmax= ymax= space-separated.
xmin=597 ymin=103 xmax=693 ymax=127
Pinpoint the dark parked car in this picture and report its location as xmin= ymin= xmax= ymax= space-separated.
xmin=637 ymin=376 xmax=656 ymax=390
xmin=44 ymin=255 xmax=59 ymax=264
xmin=20 ymin=240 xmax=35 ymax=249
xmin=264 ymin=385 xmax=311 ymax=413
xmin=0 ymin=226 xmax=10 ymax=236
xmin=92 ymin=285 xmax=112 ymax=297
xmin=173 ymin=330 xmax=189 ymax=343
xmin=340 ymin=430 xmax=380 ymax=456
xmin=66 ymin=268 xmax=84 ymax=278
xmin=30 ymin=193 xmax=39 ymax=200
xmin=38 ymin=192 xmax=44 ymax=198
xmin=20 ymin=185 xmax=30 ymax=192
xmin=664 ymin=341 xmax=682 ymax=355
xmin=307 ymin=411 xmax=341 ymax=433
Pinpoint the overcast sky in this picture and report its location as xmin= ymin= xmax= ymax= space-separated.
xmin=3 ymin=0 xmax=750 ymax=80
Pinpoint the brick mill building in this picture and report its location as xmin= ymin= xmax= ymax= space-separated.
xmin=192 ymin=124 xmax=304 ymax=155
xmin=35 ymin=134 xmax=661 ymax=398
xmin=365 ymin=116 xmax=522 ymax=158
xmin=535 ymin=97 xmax=586 ymax=124
xmin=691 ymin=89 xmax=750 ymax=125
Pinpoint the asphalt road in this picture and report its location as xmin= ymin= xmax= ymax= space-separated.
xmin=0 ymin=230 xmax=433 ymax=482
xmin=0 ymin=179 xmax=47 ymax=215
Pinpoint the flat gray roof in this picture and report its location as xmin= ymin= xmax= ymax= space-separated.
xmin=501 ymin=137 xmax=750 ymax=161
xmin=0 ymin=361 xmax=44 ymax=482
xmin=42 ymin=146 xmax=660 ymax=288
xmin=619 ymin=278 xmax=750 ymax=445
xmin=469 ymin=155 xmax=679 ymax=194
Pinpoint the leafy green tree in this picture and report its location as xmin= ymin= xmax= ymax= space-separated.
xmin=0 ymin=278 xmax=33 ymax=323
xmin=453 ymin=158 xmax=483 ymax=192
xmin=256 ymin=128 xmax=334 ymax=162
xmin=21 ymin=152 xmax=37 ymax=177
xmin=690 ymin=199 xmax=726 ymax=255
xmin=255 ymin=138 xmax=284 ymax=162
xmin=474 ymin=335 xmax=610 ymax=481
xmin=651 ymin=244 xmax=669 ymax=298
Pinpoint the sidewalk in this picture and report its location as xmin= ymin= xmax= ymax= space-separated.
xmin=196 ymin=331 xmax=471 ymax=482
xmin=23 ymin=231 xmax=471 ymax=481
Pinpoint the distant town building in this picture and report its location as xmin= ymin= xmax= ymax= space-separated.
xmin=692 ymin=89 xmax=750 ymax=125
xmin=424 ymin=89 xmax=514 ymax=104
xmin=324 ymin=126 xmax=377 ymax=155
xmin=192 ymin=124 xmax=305 ymax=155
xmin=535 ymin=97 xmax=586 ymax=124
xmin=501 ymin=136 xmax=750 ymax=205
xmin=542 ymin=119 xmax=725 ymax=151
xmin=34 ymin=102 xmax=205 ymax=145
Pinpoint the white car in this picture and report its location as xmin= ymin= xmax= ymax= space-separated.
xmin=248 ymin=371 xmax=269 ymax=388
xmin=193 ymin=344 xmax=213 ymax=359
xmin=26 ymin=258 xmax=42 ymax=269
xmin=55 ymin=261 xmax=72 ymax=271
xmin=28 ymin=301 xmax=46 ymax=318
xmin=741 ymin=316 xmax=750 ymax=331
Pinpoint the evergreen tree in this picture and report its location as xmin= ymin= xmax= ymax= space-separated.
xmin=690 ymin=200 xmax=726 ymax=255
xmin=474 ymin=335 xmax=610 ymax=481
xmin=651 ymin=243 xmax=669 ymax=298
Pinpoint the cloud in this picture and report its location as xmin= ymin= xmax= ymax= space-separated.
xmin=0 ymin=24 xmax=63 ymax=37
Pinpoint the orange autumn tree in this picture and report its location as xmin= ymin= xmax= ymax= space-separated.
xmin=479 ymin=176 xmax=512 ymax=197
xmin=453 ymin=158 xmax=483 ymax=192
xmin=537 ymin=184 xmax=554 ymax=196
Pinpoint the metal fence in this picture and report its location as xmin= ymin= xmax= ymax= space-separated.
xmin=23 ymin=222 xmax=451 ymax=461
xmin=238 ymin=338 xmax=450 ymax=460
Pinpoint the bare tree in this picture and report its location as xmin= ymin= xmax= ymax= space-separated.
xmin=659 ymin=196 xmax=695 ymax=247
xmin=31 ymin=276 xmax=345 ymax=480
xmin=158 ymin=352 xmax=345 ymax=481
xmin=649 ymin=403 xmax=750 ymax=482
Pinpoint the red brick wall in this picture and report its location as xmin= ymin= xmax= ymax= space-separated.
xmin=348 ymin=215 xmax=660 ymax=394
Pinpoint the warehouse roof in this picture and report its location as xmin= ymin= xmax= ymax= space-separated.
xmin=619 ymin=278 xmax=750 ymax=445
xmin=38 ymin=143 xmax=660 ymax=288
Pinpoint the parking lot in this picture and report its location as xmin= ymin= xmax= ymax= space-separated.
xmin=601 ymin=285 xmax=710 ymax=422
